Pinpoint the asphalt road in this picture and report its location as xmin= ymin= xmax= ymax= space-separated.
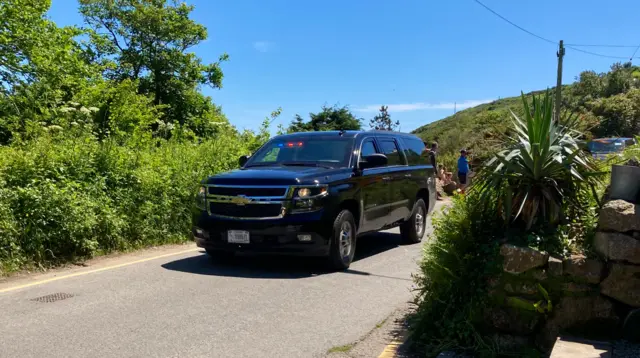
xmin=0 ymin=202 xmax=445 ymax=358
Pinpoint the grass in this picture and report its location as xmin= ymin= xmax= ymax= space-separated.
xmin=412 ymin=94 xmax=537 ymax=173
xmin=327 ymin=344 xmax=354 ymax=354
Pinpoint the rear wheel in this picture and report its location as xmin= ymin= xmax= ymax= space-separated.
xmin=400 ymin=198 xmax=427 ymax=244
xmin=327 ymin=210 xmax=357 ymax=271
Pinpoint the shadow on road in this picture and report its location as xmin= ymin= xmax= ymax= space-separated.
xmin=161 ymin=230 xmax=412 ymax=279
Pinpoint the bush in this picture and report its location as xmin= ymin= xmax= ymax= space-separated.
xmin=410 ymin=192 xmax=506 ymax=357
xmin=474 ymin=91 xmax=604 ymax=231
xmin=410 ymin=91 xmax=605 ymax=357
xmin=620 ymin=136 xmax=640 ymax=163
xmin=0 ymin=129 xmax=253 ymax=274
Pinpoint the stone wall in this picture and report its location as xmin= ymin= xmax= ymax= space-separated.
xmin=595 ymin=200 xmax=640 ymax=307
xmin=485 ymin=199 xmax=640 ymax=354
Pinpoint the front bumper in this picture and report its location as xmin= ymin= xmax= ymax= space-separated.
xmin=192 ymin=209 xmax=332 ymax=256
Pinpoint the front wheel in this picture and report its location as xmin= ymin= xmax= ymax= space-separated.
xmin=400 ymin=199 xmax=427 ymax=244
xmin=327 ymin=210 xmax=357 ymax=271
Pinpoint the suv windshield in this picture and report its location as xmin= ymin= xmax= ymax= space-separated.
xmin=588 ymin=139 xmax=625 ymax=153
xmin=245 ymin=137 xmax=354 ymax=168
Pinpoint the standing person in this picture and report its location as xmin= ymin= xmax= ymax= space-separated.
xmin=457 ymin=149 xmax=470 ymax=193
xmin=429 ymin=142 xmax=438 ymax=172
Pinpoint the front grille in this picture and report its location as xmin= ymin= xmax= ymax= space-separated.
xmin=208 ymin=186 xmax=287 ymax=197
xmin=210 ymin=203 xmax=283 ymax=218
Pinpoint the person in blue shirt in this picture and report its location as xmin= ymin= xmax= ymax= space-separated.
xmin=457 ymin=149 xmax=470 ymax=191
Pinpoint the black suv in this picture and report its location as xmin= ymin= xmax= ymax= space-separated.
xmin=192 ymin=130 xmax=436 ymax=270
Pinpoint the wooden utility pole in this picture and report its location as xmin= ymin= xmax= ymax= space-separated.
xmin=555 ymin=40 xmax=565 ymax=123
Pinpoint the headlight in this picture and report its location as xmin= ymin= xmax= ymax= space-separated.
xmin=291 ymin=186 xmax=328 ymax=213
xmin=298 ymin=188 xmax=311 ymax=198
xmin=294 ymin=186 xmax=327 ymax=198
xmin=195 ymin=186 xmax=206 ymax=210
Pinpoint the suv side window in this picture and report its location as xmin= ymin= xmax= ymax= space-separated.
xmin=360 ymin=139 xmax=377 ymax=158
xmin=378 ymin=139 xmax=406 ymax=166
xmin=401 ymin=137 xmax=429 ymax=165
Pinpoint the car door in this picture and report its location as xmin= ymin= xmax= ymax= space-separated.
xmin=358 ymin=137 xmax=391 ymax=233
xmin=376 ymin=137 xmax=411 ymax=225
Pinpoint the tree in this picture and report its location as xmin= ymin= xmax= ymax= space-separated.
xmin=0 ymin=0 xmax=99 ymax=143
xmin=78 ymin=0 xmax=229 ymax=131
xmin=287 ymin=105 xmax=362 ymax=132
xmin=588 ymin=88 xmax=640 ymax=138
xmin=288 ymin=114 xmax=308 ymax=133
xmin=604 ymin=62 xmax=635 ymax=97
xmin=0 ymin=0 xmax=90 ymax=93
xmin=369 ymin=105 xmax=399 ymax=131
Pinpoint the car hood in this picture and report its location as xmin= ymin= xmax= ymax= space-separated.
xmin=205 ymin=166 xmax=351 ymax=185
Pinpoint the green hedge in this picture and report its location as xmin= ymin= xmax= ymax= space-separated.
xmin=0 ymin=132 xmax=250 ymax=274
xmin=410 ymin=192 xmax=505 ymax=357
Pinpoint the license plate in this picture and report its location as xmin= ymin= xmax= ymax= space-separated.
xmin=227 ymin=230 xmax=250 ymax=244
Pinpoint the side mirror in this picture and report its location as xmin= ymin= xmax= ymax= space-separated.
xmin=359 ymin=153 xmax=388 ymax=170
xmin=239 ymin=155 xmax=249 ymax=167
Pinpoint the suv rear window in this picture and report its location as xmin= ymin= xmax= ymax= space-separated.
xmin=401 ymin=137 xmax=430 ymax=165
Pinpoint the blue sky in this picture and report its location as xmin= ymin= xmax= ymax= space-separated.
xmin=48 ymin=0 xmax=640 ymax=134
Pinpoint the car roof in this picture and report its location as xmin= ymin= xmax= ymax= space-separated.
xmin=590 ymin=137 xmax=635 ymax=143
xmin=272 ymin=130 xmax=421 ymax=141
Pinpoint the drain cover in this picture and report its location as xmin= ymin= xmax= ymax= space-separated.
xmin=31 ymin=292 xmax=74 ymax=303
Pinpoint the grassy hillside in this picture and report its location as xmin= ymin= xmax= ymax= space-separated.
xmin=413 ymin=62 xmax=640 ymax=174
xmin=411 ymin=91 xmax=549 ymax=174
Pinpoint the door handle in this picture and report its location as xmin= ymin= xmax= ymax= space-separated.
xmin=404 ymin=174 xmax=412 ymax=178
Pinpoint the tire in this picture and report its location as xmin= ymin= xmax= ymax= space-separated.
xmin=400 ymin=198 xmax=427 ymax=244
xmin=205 ymin=249 xmax=235 ymax=262
xmin=327 ymin=210 xmax=357 ymax=271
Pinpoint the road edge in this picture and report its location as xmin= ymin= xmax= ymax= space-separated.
xmin=0 ymin=243 xmax=200 ymax=293
xmin=325 ymin=300 xmax=417 ymax=358
xmin=377 ymin=329 xmax=409 ymax=358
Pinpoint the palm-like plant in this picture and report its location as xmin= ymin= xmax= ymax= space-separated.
xmin=474 ymin=90 xmax=603 ymax=230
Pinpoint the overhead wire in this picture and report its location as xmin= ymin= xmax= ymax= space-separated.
xmin=471 ymin=0 xmax=556 ymax=45
xmin=565 ymin=43 xmax=637 ymax=48
xmin=565 ymin=46 xmax=632 ymax=60
xmin=471 ymin=0 xmax=639 ymax=59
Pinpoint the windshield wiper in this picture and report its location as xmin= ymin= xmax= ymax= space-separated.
xmin=281 ymin=162 xmax=333 ymax=169
xmin=244 ymin=162 xmax=284 ymax=168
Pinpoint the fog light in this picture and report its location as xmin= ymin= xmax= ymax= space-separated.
xmin=297 ymin=234 xmax=312 ymax=242
xmin=295 ymin=199 xmax=314 ymax=208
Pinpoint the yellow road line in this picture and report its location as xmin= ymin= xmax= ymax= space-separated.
xmin=0 ymin=248 xmax=200 ymax=294
xmin=377 ymin=332 xmax=408 ymax=358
